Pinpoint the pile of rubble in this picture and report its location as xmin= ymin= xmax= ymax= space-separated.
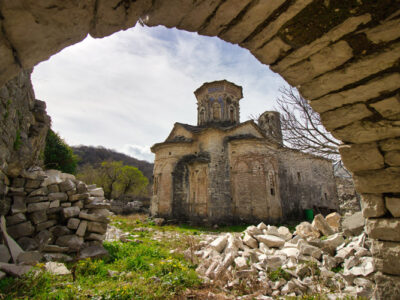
xmin=0 ymin=167 xmax=111 ymax=278
xmin=193 ymin=213 xmax=376 ymax=298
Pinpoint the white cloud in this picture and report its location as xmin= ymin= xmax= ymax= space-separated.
xmin=121 ymin=144 xmax=154 ymax=162
xmin=32 ymin=25 xmax=288 ymax=163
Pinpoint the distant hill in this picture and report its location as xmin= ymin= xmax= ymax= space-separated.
xmin=72 ymin=145 xmax=154 ymax=181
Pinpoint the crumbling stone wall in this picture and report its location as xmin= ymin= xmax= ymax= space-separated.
xmin=0 ymin=70 xmax=49 ymax=178
xmin=0 ymin=0 xmax=398 ymax=297
xmin=2 ymin=167 xmax=110 ymax=261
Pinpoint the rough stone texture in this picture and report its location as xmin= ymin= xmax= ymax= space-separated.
xmin=372 ymin=240 xmax=400 ymax=276
xmin=0 ymin=71 xmax=50 ymax=177
xmin=385 ymin=151 xmax=400 ymax=167
xmin=0 ymin=245 xmax=11 ymax=263
xmin=55 ymin=235 xmax=84 ymax=251
xmin=7 ymin=221 xmax=34 ymax=239
xmin=62 ymin=206 xmax=80 ymax=219
xmin=45 ymin=261 xmax=70 ymax=275
xmin=87 ymin=221 xmax=107 ymax=235
xmin=386 ymin=197 xmax=400 ymax=218
xmin=362 ymin=194 xmax=387 ymax=218
xmin=312 ymin=214 xmax=334 ymax=236
xmin=339 ymin=142 xmax=384 ymax=172
xmin=6 ymin=213 xmax=26 ymax=226
xmin=366 ymin=218 xmax=400 ymax=242
xmin=353 ymin=167 xmax=400 ymax=194
xmin=27 ymin=202 xmax=50 ymax=213
xmin=374 ymin=272 xmax=400 ymax=300
xmin=342 ymin=212 xmax=364 ymax=237
xmin=325 ymin=212 xmax=341 ymax=232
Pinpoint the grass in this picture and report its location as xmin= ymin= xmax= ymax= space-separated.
xmin=0 ymin=215 xmax=202 ymax=300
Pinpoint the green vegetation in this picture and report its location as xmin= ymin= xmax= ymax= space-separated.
xmin=44 ymin=129 xmax=78 ymax=174
xmin=77 ymin=161 xmax=149 ymax=200
xmin=267 ymin=267 xmax=291 ymax=282
xmin=0 ymin=216 xmax=201 ymax=299
xmin=13 ymin=129 xmax=22 ymax=150
xmin=2 ymin=99 xmax=11 ymax=121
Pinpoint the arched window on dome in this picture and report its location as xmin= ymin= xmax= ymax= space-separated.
xmin=212 ymin=101 xmax=221 ymax=121
xmin=229 ymin=105 xmax=236 ymax=122
xmin=199 ymin=107 xmax=206 ymax=124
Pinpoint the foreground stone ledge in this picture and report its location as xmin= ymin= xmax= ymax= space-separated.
xmin=322 ymin=103 xmax=373 ymax=131
xmin=339 ymin=142 xmax=384 ymax=172
xmin=300 ymin=42 xmax=400 ymax=100
xmin=372 ymin=240 xmax=400 ymax=276
xmin=374 ymin=272 xmax=400 ymax=300
xmin=332 ymin=119 xmax=400 ymax=144
xmin=385 ymin=197 xmax=400 ymax=218
xmin=366 ymin=218 xmax=400 ymax=241
xmin=361 ymin=194 xmax=386 ymax=218
xmin=353 ymin=167 xmax=400 ymax=193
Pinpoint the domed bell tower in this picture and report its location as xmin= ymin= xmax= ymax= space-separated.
xmin=194 ymin=80 xmax=243 ymax=126
xmin=258 ymin=111 xmax=283 ymax=144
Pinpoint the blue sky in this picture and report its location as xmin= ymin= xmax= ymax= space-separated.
xmin=32 ymin=25 xmax=288 ymax=162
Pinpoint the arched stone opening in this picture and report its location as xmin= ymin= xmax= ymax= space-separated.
xmin=0 ymin=1 xmax=399 ymax=296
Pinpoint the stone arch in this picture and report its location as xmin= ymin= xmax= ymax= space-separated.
xmin=0 ymin=2 xmax=399 ymax=295
xmin=212 ymin=100 xmax=221 ymax=121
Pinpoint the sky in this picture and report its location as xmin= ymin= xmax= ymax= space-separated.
xmin=32 ymin=25 xmax=288 ymax=162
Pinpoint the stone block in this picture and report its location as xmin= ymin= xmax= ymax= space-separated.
xmin=87 ymin=221 xmax=107 ymax=234
xmin=366 ymin=218 xmax=400 ymax=241
xmin=342 ymin=212 xmax=364 ymax=237
xmin=48 ymin=192 xmax=68 ymax=202
xmin=61 ymin=202 xmax=71 ymax=208
xmin=6 ymin=213 xmax=26 ymax=226
xmin=365 ymin=18 xmax=400 ymax=44
xmin=322 ymin=103 xmax=374 ymax=131
xmin=385 ymin=151 xmax=400 ymax=167
xmin=73 ymin=200 xmax=84 ymax=209
xmin=379 ymin=138 xmax=400 ymax=152
xmin=272 ymin=14 xmax=371 ymax=73
xmin=373 ymin=272 xmax=400 ymax=300
xmin=69 ymin=193 xmax=89 ymax=202
xmin=312 ymin=214 xmax=335 ymax=236
xmin=280 ymin=40 xmax=353 ymax=86
xmin=255 ymin=234 xmax=285 ymax=248
xmin=251 ymin=37 xmax=291 ymax=65
xmin=76 ymin=220 xmax=87 ymax=237
xmin=0 ymin=264 xmax=32 ymax=277
xmin=0 ymin=244 xmax=11 ymax=263
xmin=220 ymin=0 xmax=285 ymax=44
xmin=59 ymin=179 xmax=75 ymax=192
xmin=17 ymin=251 xmax=43 ymax=265
xmin=49 ymin=226 xmax=71 ymax=237
xmin=34 ymin=230 xmax=54 ymax=246
xmin=45 ymin=261 xmax=71 ymax=275
xmin=62 ymin=206 xmax=80 ymax=219
xmin=86 ymin=232 xmax=105 ymax=241
xmin=385 ymin=197 xmax=400 ymax=218
xmin=7 ymin=221 xmax=35 ymax=239
xmin=27 ymin=202 xmax=50 ymax=213
xmin=354 ymin=167 xmax=400 ymax=193
xmin=325 ymin=212 xmax=340 ymax=232
xmin=66 ymin=188 xmax=77 ymax=197
xmin=79 ymin=211 xmax=108 ymax=223
xmin=299 ymin=243 xmax=322 ymax=259
xmin=17 ymin=237 xmax=38 ymax=251
xmin=85 ymin=202 xmax=110 ymax=209
xmin=49 ymin=200 xmax=60 ymax=208
xmin=234 ymin=256 xmax=247 ymax=270
xmin=42 ymin=245 xmax=69 ymax=253
xmin=371 ymin=240 xmax=400 ymax=276
xmin=12 ymin=177 xmax=25 ymax=188
xmin=361 ymin=194 xmax=386 ymax=218
xmin=28 ymin=187 xmax=48 ymax=197
xmin=29 ymin=210 xmax=47 ymax=225
xmin=55 ymin=235 xmax=84 ymax=251
xmin=300 ymin=42 xmax=400 ymax=100
xmin=67 ymin=218 xmax=80 ymax=230
xmin=11 ymin=196 xmax=26 ymax=214
xmin=76 ymin=181 xmax=88 ymax=194
xmin=243 ymin=232 xmax=258 ymax=249
xmin=47 ymin=207 xmax=62 ymax=215
xmin=77 ymin=245 xmax=109 ymax=260
xmin=370 ymin=96 xmax=400 ymax=118
xmin=88 ymin=188 xmax=104 ymax=197
xmin=25 ymin=179 xmax=42 ymax=189
xmin=295 ymin=221 xmax=320 ymax=240
xmin=243 ymin=0 xmax=313 ymax=49
xmin=321 ymin=233 xmax=345 ymax=255
xmin=47 ymin=184 xmax=59 ymax=193
xmin=36 ymin=220 xmax=57 ymax=231
xmin=26 ymin=196 xmax=49 ymax=203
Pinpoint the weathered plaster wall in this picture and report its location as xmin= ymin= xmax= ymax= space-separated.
xmin=277 ymin=150 xmax=338 ymax=220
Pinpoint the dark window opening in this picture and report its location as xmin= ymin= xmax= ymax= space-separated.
xmin=169 ymin=152 xmax=172 ymax=155
xmin=324 ymin=193 xmax=328 ymax=200
xmin=270 ymin=188 xmax=275 ymax=195
xmin=297 ymin=172 xmax=301 ymax=181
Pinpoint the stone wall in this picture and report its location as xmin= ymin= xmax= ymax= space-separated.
xmin=0 ymin=70 xmax=50 ymax=177
xmin=1 ymin=167 xmax=110 ymax=261
xmin=0 ymin=0 xmax=398 ymax=296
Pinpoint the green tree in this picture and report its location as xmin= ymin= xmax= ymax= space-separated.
xmin=77 ymin=161 xmax=149 ymax=200
xmin=44 ymin=129 xmax=78 ymax=174
xmin=115 ymin=165 xmax=149 ymax=198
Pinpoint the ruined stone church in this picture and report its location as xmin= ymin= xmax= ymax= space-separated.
xmin=151 ymin=80 xmax=337 ymax=224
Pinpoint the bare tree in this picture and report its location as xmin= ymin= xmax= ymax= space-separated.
xmin=276 ymin=86 xmax=340 ymax=160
